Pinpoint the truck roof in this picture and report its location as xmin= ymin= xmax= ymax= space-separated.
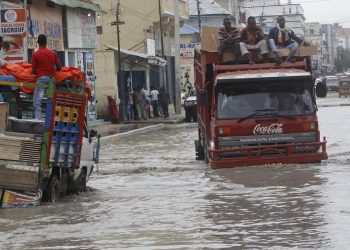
xmin=216 ymin=69 xmax=311 ymax=84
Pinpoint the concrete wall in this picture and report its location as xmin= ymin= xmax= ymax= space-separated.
xmin=92 ymin=0 xmax=189 ymax=119
xmin=94 ymin=50 xmax=116 ymax=119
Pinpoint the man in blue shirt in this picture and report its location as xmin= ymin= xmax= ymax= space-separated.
xmin=269 ymin=16 xmax=308 ymax=63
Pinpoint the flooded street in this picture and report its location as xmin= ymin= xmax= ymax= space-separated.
xmin=1 ymin=98 xmax=350 ymax=249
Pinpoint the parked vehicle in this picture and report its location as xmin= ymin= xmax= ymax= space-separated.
xmin=0 ymin=78 xmax=100 ymax=208
xmin=184 ymin=87 xmax=197 ymax=122
xmin=338 ymin=78 xmax=350 ymax=97
xmin=194 ymin=48 xmax=327 ymax=168
xmin=325 ymin=75 xmax=339 ymax=91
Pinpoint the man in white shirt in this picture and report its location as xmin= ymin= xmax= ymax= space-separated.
xmin=150 ymin=86 xmax=159 ymax=118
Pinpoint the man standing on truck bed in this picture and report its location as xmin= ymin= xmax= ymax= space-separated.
xmin=32 ymin=34 xmax=62 ymax=120
xmin=239 ymin=16 xmax=268 ymax=65
xmin=269 ymin=16 xmax=308 ymax=63
xmin=218 ymin=18 xmax=240 ymax=64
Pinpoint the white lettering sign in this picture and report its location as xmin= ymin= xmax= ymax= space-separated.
xmin=253 ymin=123 xmax=284 ymax=135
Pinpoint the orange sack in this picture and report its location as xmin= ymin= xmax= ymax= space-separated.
xmin=0 ymin=63 xmax=85 ymax=94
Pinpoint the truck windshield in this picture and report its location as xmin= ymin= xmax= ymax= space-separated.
xmin=217 ymin=82 xmax=315 ymax=120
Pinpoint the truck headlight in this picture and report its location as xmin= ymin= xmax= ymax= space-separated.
xmin=209 ymin=140 xmax=215 ymax=150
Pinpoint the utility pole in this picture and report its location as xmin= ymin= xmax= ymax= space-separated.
xmin=158 ymin=0 xmax=165 ymax=57
xmin=196 ymin=0 xmax=201 ymax=36
xmin=174 ymin=0 xmax=181 ymax=114
xmin=234 ymin=0 xmax=239 ymax=26
xmin=112 ymin=0 xmax=126 ymax=121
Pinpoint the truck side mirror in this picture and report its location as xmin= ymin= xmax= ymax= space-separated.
xmin=198 ymin=90 xmax=208 ymax=106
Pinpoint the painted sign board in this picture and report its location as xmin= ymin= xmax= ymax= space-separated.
xmin=67 ymin=8 xmax=97 ymax=49
xmin=0 ymin=8 xmax=26 ymax=62
xmin=27 ymin=0 xmax=64 ymax=51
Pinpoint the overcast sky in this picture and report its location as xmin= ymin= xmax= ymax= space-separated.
xmin=298 ymin=0 xmax=350 ymax=27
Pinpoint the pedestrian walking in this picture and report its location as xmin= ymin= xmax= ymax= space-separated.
xmin=150 ymin=86 xmax=160 ymax=118
xmin=159 ymin=87 xmax=170 ymax=118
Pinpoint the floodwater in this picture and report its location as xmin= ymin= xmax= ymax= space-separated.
xmin=1 ymin=97 xmax=350 ymax=249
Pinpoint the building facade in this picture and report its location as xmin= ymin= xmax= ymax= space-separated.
xmin=305 ymin=22 xmax=327 ymax=76
xmin=187 ymin=0 xmax=231 ymax=29
xmin=0 ymin=0 xmax=99 ymax=121
xmin=336 ymin=27 xmax=350 ymax=50
xmin=321 ymin=24 xmax=337 ymax=72
xmin=240 ymin=0 xmax=305 ymax=36
xmin=92 ymin=0 xmax=188 ymax=120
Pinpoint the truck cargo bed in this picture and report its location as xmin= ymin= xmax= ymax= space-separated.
xmin=0 ymin=163 xmax=39 ymax=191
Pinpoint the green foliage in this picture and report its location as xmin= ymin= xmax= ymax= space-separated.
xmin=335 ymin=46 xmax=350 ymax=72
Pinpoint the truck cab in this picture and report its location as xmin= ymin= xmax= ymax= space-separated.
xmin=194 ymin=48 xmax=327 ymax=168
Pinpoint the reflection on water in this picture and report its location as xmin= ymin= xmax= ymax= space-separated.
xmin=203 ymin=166 xmax=328 ymax=249
xmin=1 ymin=106 xmax=350 ymax=248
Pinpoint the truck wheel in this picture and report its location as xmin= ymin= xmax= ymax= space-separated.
xmin=46 ymin=176 xmax=60 ymax=203
xmin=185 ymin=109 xmax=191 ymax=122
xmin=193 ymin=112 xmax=197 ymax=122
xmin=316 ymin=84 xmax=327 ymax=98
xmin=195 ymin=140 xmax=204 ymax=160
xmin=204 ymin=144 xmax=209 ymax=164
xmin=78 ymin=171 xmax=87 ymax=193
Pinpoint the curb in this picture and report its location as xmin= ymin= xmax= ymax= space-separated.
xmin=101 ymin=124 xmax=165 ymax=141
xmin=318 ymin=104 xmax=350 ymax=108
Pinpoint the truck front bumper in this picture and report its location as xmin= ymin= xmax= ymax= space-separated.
xmin=209 ymin=140 xmax=328 ymax=169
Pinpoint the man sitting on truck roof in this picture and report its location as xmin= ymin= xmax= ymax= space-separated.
xmin=32 ymin=34 xmax=62 ymax=120
xmin=239 ymin=16 xmax=269 ymax=65
xmin=218 ymin=18 xmax=240 ymax=64
xmin=269 ymin=16 xmax=309 ymax=63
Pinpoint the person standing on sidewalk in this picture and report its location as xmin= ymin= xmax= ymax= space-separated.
xmin=131 ymin=88 xmax=141 ymax=120
xmin=159 ymin=87 xmax=170 ymax=118
xmin=32 ymin=34 xmax=62 ymax=120
xmin=141 ymin=86 xmax=150 ymax=119
xmin=150 ymin=86 xmax=159 ymax=118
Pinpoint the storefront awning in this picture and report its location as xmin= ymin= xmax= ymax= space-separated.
xmin=105 ymin=45 xmax=167 ymax=67
xmin=50 ymin=0 xmax=100 ymax=11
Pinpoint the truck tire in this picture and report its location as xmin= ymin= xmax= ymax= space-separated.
xmin=46 ymin=176 xmax=60 ymax=203
xmin=316 ymin=83 xmax=327 ymax=98
xmin=185 ymin=109 xmax=191 ymax=122
xmin=77 ymin=171 xmax=87 ymax=193
xmin=204 ymin=144 xmax=209 ymax=164
xmin=195 ymin=140 xmax=204 ymax=160
xmin=193 ymin=112 xmax=197 ymax=122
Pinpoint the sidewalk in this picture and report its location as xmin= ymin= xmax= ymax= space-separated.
xmin=90 ymin=105 xmax=185 ymax=137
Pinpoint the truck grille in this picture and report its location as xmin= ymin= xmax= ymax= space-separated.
xmin=218 ymin=132 xmax=317 ymax=158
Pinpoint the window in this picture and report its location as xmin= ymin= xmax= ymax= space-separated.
xmin=310 ymin=29 xmax=314 ymax=35
xmin=46 ymin=0 xmax=55 ymax=8
xmin=217 ymin=81 xmax=315 ymax=120
xmin=97 ymin=26 xmax=103 ymax=35
xmin=68 ymin=52 xmax=76 ymax=67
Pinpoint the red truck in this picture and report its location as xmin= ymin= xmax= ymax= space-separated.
xmin=194 ymin=48 xmax=327 ymax=168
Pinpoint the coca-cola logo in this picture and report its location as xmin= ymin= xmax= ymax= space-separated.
xmin=253 ymin=123 xmax=284 ymax=135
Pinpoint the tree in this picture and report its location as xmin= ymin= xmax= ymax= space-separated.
xmin=335 ymin=46 xmax=350 ymax=72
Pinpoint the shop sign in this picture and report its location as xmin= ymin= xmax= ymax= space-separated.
xmin=27 ymin=2 xmax=63 ymax=51
xmin=67 ymin=8 xmax=97 ymax=49
xmin=0 ymin=8 xmax=26 ymax=62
